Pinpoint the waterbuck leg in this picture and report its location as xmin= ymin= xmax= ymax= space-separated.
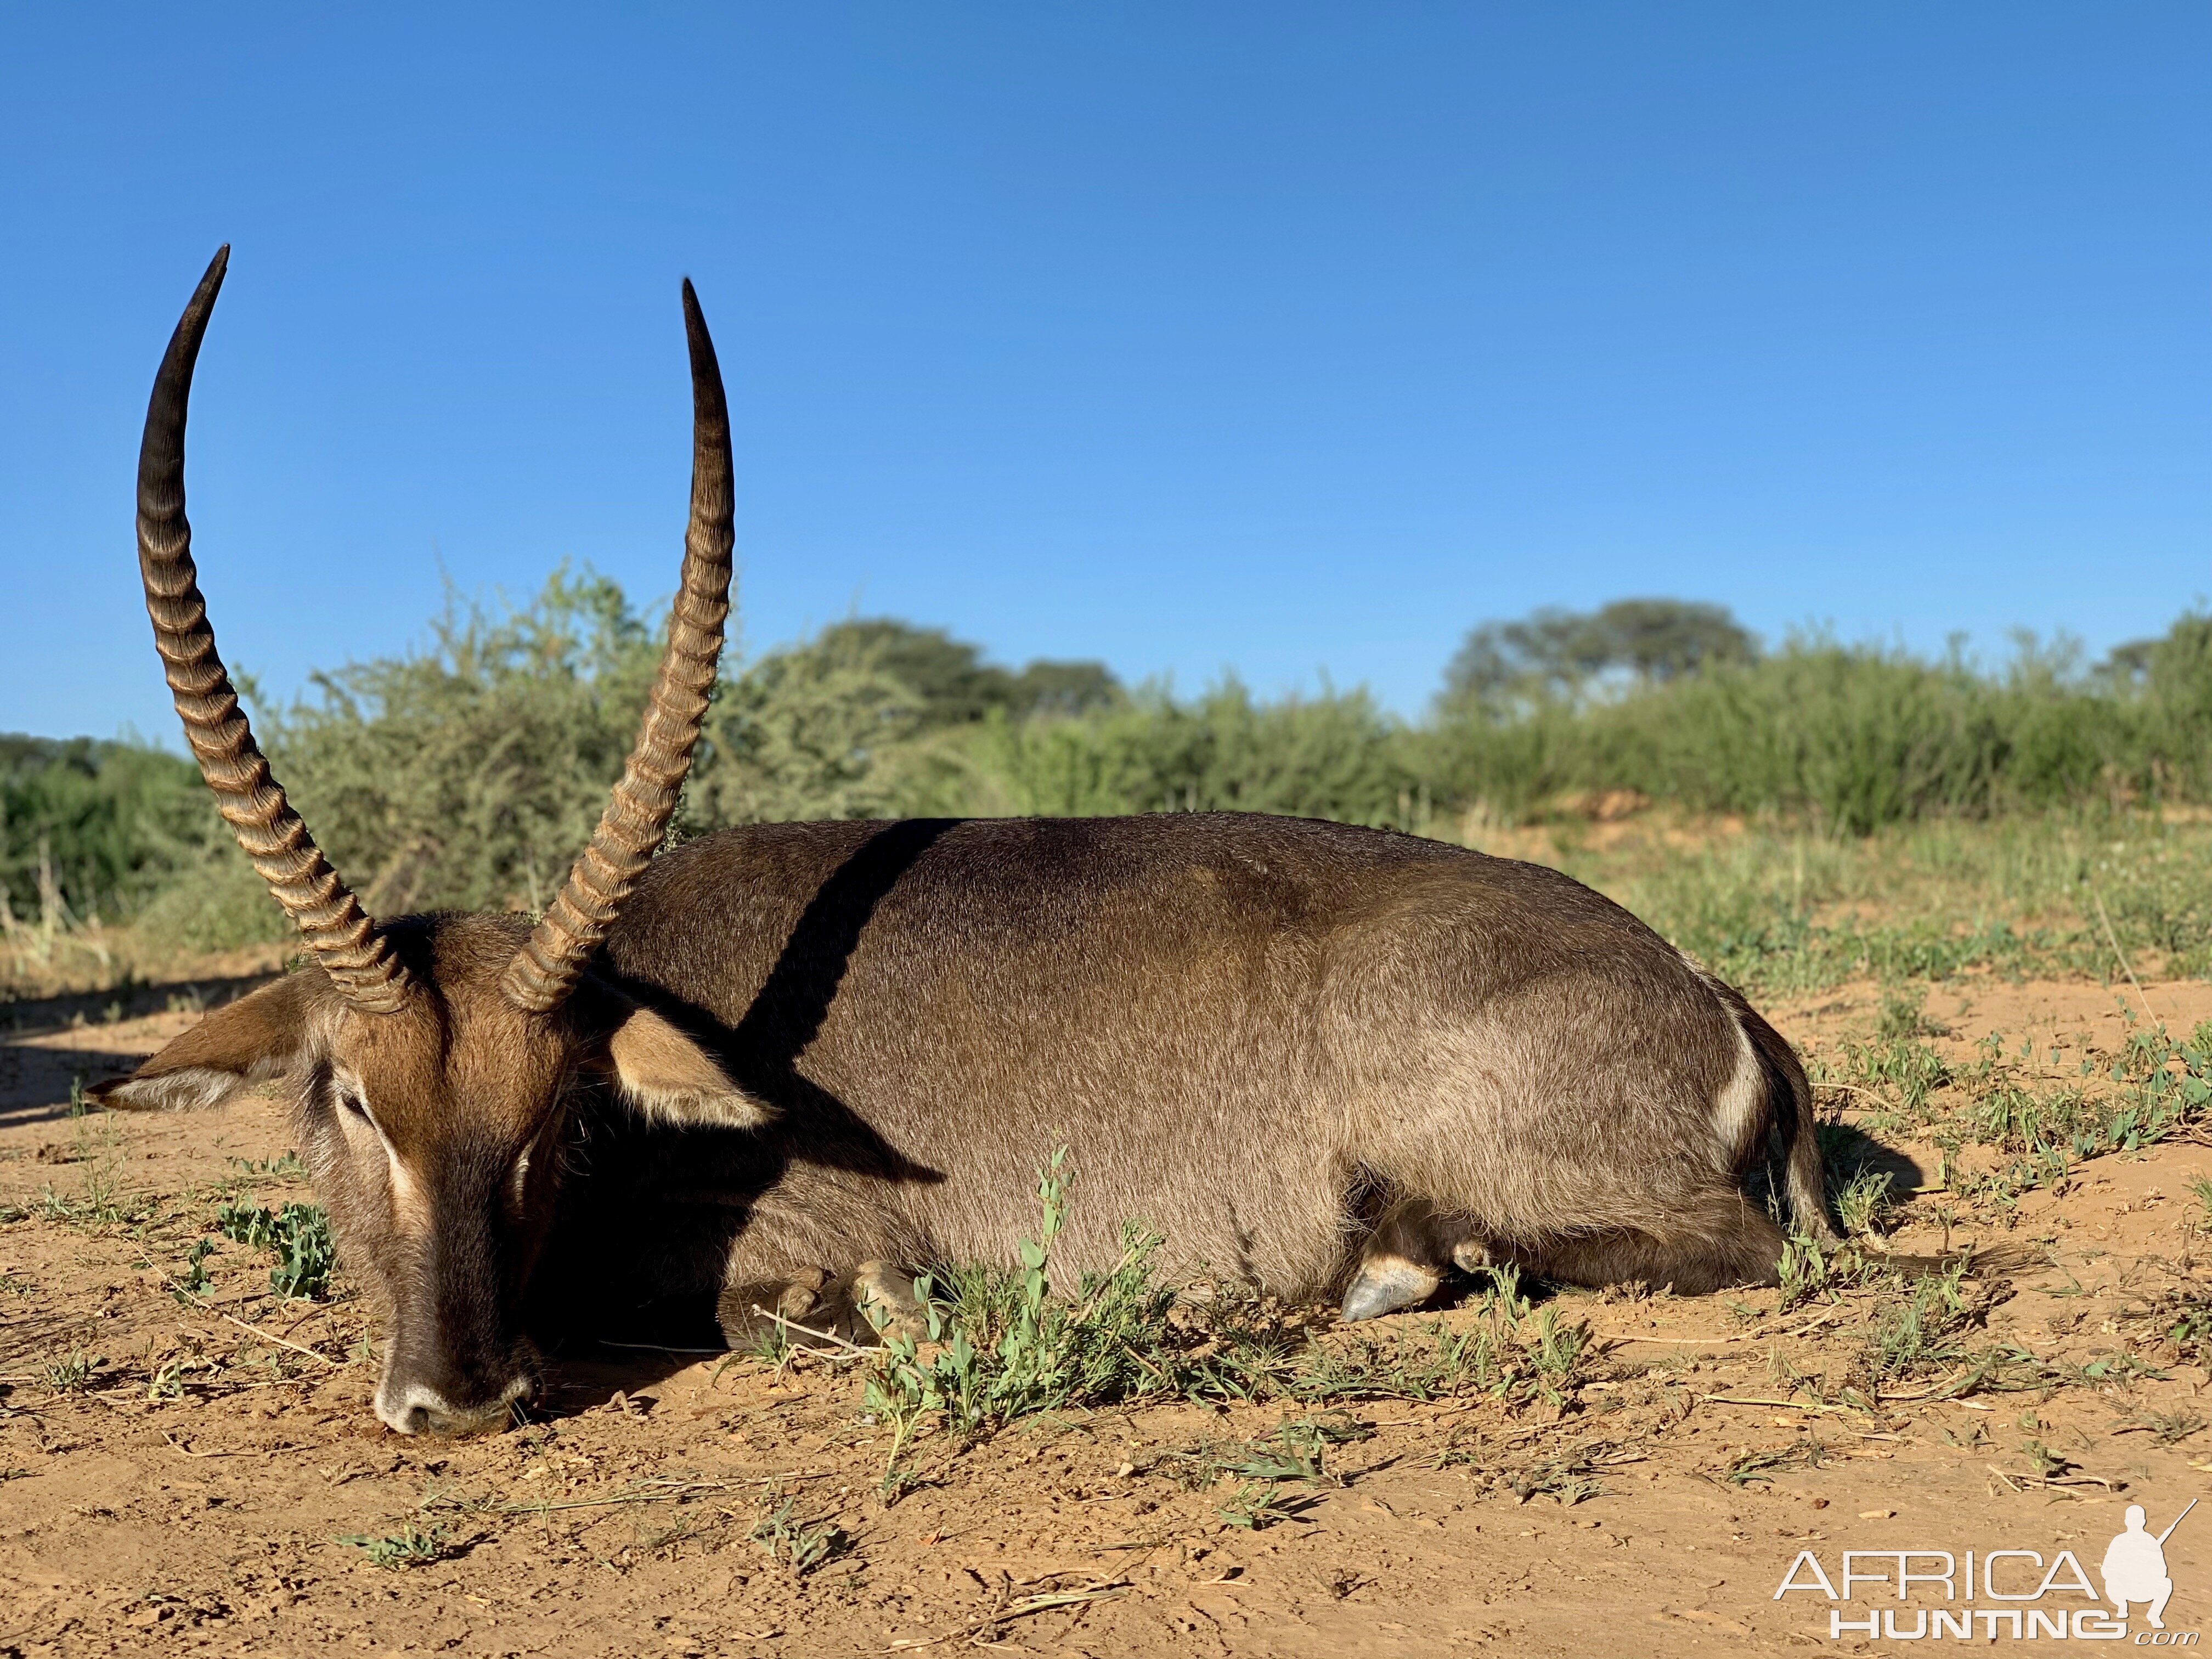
xmin=851 ymin=1260 xmax=926 ymax=1342
xmin=719 ymin=1262 xmax=929 ymax=1346
xmin=778 ymin=1267 xmax=831 ymax=1319
xmin=1340 ymin=1197 xmax=1462 ymax=1322
xmin=1451 ymin=1236 xmax=1499 ymax=1273
xmin=1526 ymin=1193 xmax=1786 ymax=1295
xmin=717 ymin=1267 xmax=833 ymax=1346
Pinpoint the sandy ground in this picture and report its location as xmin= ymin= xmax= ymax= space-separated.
xmin=4 ymin=974 xmax=2212 ymax=1656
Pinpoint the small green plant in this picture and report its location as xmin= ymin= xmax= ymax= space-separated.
xmin=34 ymin=1095 xmax=144 ymax=1230
xmin=1776 ymin=1234 xmax=1880 ymax=1308
xmin=1813 ymin=1121 xmax=1908 ymax=1237
xmin=747 ymin=1495 xmax=844 ymax=1574
xmin=1821 ymin=1034 xmax=1951 ymax=1119
xmin=2068 ymin=1350 xmax=2164 ymax=1386
xmin=1294 ymin=1283 xmax=1590 ymax=1408
xmin=1289 ymin=1318 xmax=1490 ymax=1403
xmin=337 ymin=1523 xmax=450 ymax=1568
xmin=1877 ymin=986 xmax=1950 ymax=1042
xmin=2162 ymin=1300 xmax=2212 ymax=1361
xmin=1159 ymin=1413 xmax=1371 ymax=1491
xmin=2114 ymin=1409 xmax=2205 ymax=1446
xmin=2190 ymin=1175 xmax=2212 ymax=1223
xmin=215 ymin=1199 xmax=336 ymax=1300
xmin=226 ymin=1152 xmax=307 ymax=1180
xmin=1269 ymin=1412 xmax=1373 ymax=1468
xmin=42 ymin=1350 xmax=106 ymax=1391
xmin=1159 ymin=1414 xmax=1367 ymax=1529
xmin=737 ymin=1316 xmax=796 ymax=1370
xmin=146 ymin=1358 xmax=188 ymax=1401
xmin=1889 ymin=1020 xmax=2212 ymax=1209
xmin=1217 ymin=1480 xmax=1309 ymax=1530
xmin=175 ymin=1237 xmax=216 ymax=1298
xmin=864 ymin=1154 xmax=1591 ymax=1481
xmin=1833 ymin=1167 xmax=1898 ymax=1238
xmin=1724 ymin=1436 xmax=1828 ymax=1486
xmin=1853 ymin=1260 xmax=1979 ymax=1388
xmin=1522 ymin=1469 xmax=1605 ymax=1506
xmin=874 ymin=1462 xmax=928 ymax=1505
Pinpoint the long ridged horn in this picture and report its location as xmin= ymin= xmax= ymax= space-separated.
xmin=499 ymin=280 xmax=734 ymax=1014
xmin=138 ymin=246 xmax=410 ymax=1014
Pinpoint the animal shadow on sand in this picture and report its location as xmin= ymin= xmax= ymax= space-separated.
xmin=2 ymin=973 xmax=276 ymax=1130
xmin=530 ymin=820 xmax=958 ymax=1371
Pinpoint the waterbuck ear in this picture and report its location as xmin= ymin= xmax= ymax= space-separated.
xmin=597 ymin=1005 xmax=772 ymax=1130
xmin=88 ymin=973 xmax=331 ymax=1113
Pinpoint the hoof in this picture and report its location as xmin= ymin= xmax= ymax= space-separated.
xmin=776 ymin=1272 xmax=827 ymax=1323
xmin=717 ymin=1268 xmax=831 ymax=1347
xmin=1450 ymin=1238 xmax=1497 ymax=1273
xmin=853 ymin=1261 xmax=926 ymax=1342
xmin=1339 ymin=1256 xmax=1442 ymax=1322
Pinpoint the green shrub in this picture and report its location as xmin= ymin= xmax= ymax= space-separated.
xmin=215 ymin=1199 xmax=336 ymax=1300
xmin=1428 ymin=636 xmax=2140 ymax=833
xmin=0 ymin=734 xmax=228 ymax=927
xmin=43 ymin=576 xmax=2212 ymax=967
xmin=337 ymin=1524 xmax=450 ymax=1568
xmin=951 ymin=679 xmax=1423 ymax=826
xmin=862 ymin=1148 xmax=1183 ymax=1450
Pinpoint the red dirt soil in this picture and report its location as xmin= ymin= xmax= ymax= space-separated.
xmin=4 ymin=975 xmax=2211 ymax=1656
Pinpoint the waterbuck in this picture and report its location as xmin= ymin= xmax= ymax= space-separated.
xmin=98 ymin=249 xmax=1838 ymax=1436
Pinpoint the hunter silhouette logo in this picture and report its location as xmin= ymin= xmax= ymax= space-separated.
xmin=2105 ymin=1502 xmax=2192 ymax=1630
xmin=1773 ymin=1502 xmax=2199 ymax=1642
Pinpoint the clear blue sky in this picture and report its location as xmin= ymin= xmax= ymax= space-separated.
xmin=3 ymin=5 xmax=2208 ymax=742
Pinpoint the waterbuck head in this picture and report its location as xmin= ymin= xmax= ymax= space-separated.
xmin=93 ymin=249 xmax=767 ymax=1435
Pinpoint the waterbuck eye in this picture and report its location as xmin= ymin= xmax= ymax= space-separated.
xmin=338 ymin=1089 xmax=371 ymax=1121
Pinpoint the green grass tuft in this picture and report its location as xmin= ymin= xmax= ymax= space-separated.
xmin=861 ymin=1153 xmax=1595 ymax=1490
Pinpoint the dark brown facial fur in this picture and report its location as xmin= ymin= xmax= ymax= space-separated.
xmin=96 ymin=912 xmax=765 ymax=1432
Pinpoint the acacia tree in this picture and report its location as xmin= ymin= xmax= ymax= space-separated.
xmin=1444 ymin=598 xmax=1758 ymax=706
xmin=812 ymin=619 xmax=1121 ymax=726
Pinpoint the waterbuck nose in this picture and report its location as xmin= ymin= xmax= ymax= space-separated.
xmin=374 ymin=1372 xmax=535 ymax=1436
xmin=375 ymin=1379 xmax=461 ymax=1436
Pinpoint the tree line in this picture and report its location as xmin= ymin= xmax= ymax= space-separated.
xmin=8 ymin=577 xmax=2212 ymax=952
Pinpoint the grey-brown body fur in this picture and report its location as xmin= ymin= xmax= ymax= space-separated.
xmin=544 ymin=809 xmax=1832 ymax=1325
